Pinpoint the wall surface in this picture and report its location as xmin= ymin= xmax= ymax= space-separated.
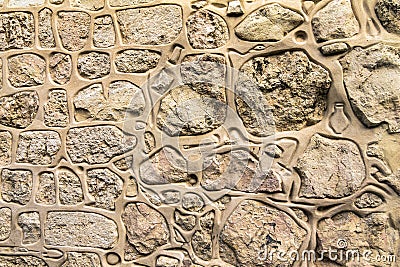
xmin=0 ymin=0 xmax=399 ymax=266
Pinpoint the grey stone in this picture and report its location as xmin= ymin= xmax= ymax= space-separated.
xmin=115 ymin=49 xmax=160 ymax=73
xmin=8 ymin=54 xmax=45 ymax=87
xmin=35 ymin=172 xmax=56 ymax=205
xmin=354 ymin=193 xmax=383 ymax=209
xmin=1 ymin=169 xmax=32 ymax=205
xmin=235 ymin=3 xmax=304 ymax=41
xmin=161 ymin=190 xmax=180 ymax=204
xmin=0 ymin=207 xmax=11 ymax=241
xmin=93 ymin=15 xmax=115 ymax=48
xmin=44 ymin=89 xmax=69 ymax=127
xmin=182 ymin=193 xmax=204 ymax=212
xmin=0 ymin=91 xmax=39 ymax=128
xmin=0 ymin=12 xmax=34 ymax=51
xmin=116 ymin=5 xmax=182 ymax=45
xmin=181 ymin=54 xmax=226 ymax=86
xmin=320 ymin=42 xmax=349 ymax=55
xmin=18 ymin=211 xmax=40 ymax=244
xmin=49 ymin=53 xmax=72 ymax=85
xmin=57 ymin=11 xmax=90 ymax=51
xmin=0 ymin=131 xmax=12 ymax=165
xmin=38 ymin=8 xmax=55 ymax=48
xmin=58 ymin=169 xmax=83 ymax=205
xmin=45 ymin=211 xmax=118 ymax=248
xmin=187 ymin=10 xmax=229 ymax=49
xmin=77 ymin=52 xmax=110 ymax=79
xmin=16 ymin=131 xmax=61 ymax=165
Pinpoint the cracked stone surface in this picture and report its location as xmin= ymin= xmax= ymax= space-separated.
xmin=18 ymin=211 xmax=41 ymax=244
xmin=235 ymin=3 xmax=304 ymax=41
xmin=1 ymin=169 xmax=32 ymax=205
xmin=8 ymin=54 xmax=45 ymax=87
xmin=0 ymin=12 xmax=34 ymax=51
xmin=0 ymin=91 xmax=39 ymax=128
xmin=49 ymin=52 xmax=72 ymax=85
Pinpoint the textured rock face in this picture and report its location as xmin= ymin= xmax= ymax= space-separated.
xmin=235 ymin=3 xmax=304 ymax=41
xmin=58 ymin=169 xmax=83 ymax=205
xmin=115 ymin=49 xmax=160 ymax=73
xmin=45 ymin=211 xmax=118 ymax=248
xmin=296 ymin=134 xmax=365 ymax=198
xmin=1 ymin=169 xmax=32 ymax=205
xmin=49 ymin=53 xmax=72 ymax=85
xmin=66 ymin=126 xmax=136 ymax=164
xmin=0 ymin=12 xmax=34 ymax=50
xmin=18 ymin=212 xmax=41 ymax=244
xmin=375 ymin=0 xmax=400 ymax=35
xmin=16 ymin=131 xmax=61 ymax=165
xmin=44 ymin=89 xmax=69 ymax=127
xmin=57 ymin=11 xmax=90 ymax=51
xmin=220 ymin=200 xmax=307 ymax=266
xmin=0 ymin=131 xmax=12 ymax=165
xmin=0 ymin=255 xmax=48 ymax=267
xmin=61 ymin=252 xmax=101 ymax=267
xmin=116 ymin=5 xmax=182 ymax=45
xmin=237 ymin=51 xmax=331 ymax=134
xmin=70 ymin=0 xmax=104 ymax=10
xmin=8 ymin=54 xmax=45 ymax=87
xmin=0 ymin=91 xmax=39 ymax=128
xmin=36 ymin=172 xmax=56 ymax=205
xmin=0 ymin=207 xmax=11 ymax=240
xmin=340 ymin=44 xmax=400 ymax=132
xmin=122 ymin=202 xmax=169 ymax=258
xmin=78 ymin=51 xmax=110 ymax=79
xmin=312 ymin=0 xmax=359 ymax=42
xmin=181 ymin=53 xmax=226 ymax=85
xmin=38 ymin=8 xmax=55 ymax=48
xmin=187 ymin=10 xmax=229 ymax=49
xmin=93 ymin=15 xmax=115 ymax=48
xmin=354 ymin=193 xmax=383 ymax=209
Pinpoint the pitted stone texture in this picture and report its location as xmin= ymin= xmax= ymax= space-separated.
xmin=295 ymin=134 xmax=365 ymax=198
xmin=74 ymin=81 xmax=145 ymax=121
xmin=8 ymin=54 xmax=45 ymax=88
xmin=61 ymin=252 xmax=101 ymax=267
xmin=8 ymin=0 xmax=44 ymax=6
xmin=1 ymin=169 xmax=32 ymax=205
xmin=70 ymin=0 xmax=104 ymax=10
xmin=58 ymin=169 xmax=83 ymax=205
xmin=237 ymin=51 xmax=331 ymax=134
xmin=67 ymin=126 xmax=136 ymax=164
xmin=122 ymin=202 xmax=169 ymax=258
xmin=312 ymin=0 xmax=359 ymax=42
xmin=144 ymin=131 xmax=155 ymax=154
xmin=44 ymin=89 xmax=69 ymax=127
xmin=156 ymin=256 xmax=180 ymax=267
xmin=340 ymin=44 xmax=400 ymax=132
xmin=78 ymin=52 xmax=110 ymax=80
xmin=49 ymin=53 xmax=72 ymax=85
xmin=116 ymin=5 xmax=182 ymax=45
xmin=57 ymin=11 xmax=90 ymax=51
xmin=220 ymin=200 xmax=306 ymax=266
xmin=175 ymin=210 xmax=196 ymax=231
xmin=0 ymin=91 xmax=39 ymax=129
xmin=36 ymin=172 xmax=56 ymax=205
xmin=235 ymin=3 xmax=303 ymax=41
xmin=45 ymin=211 xmax=118 ymax=248
xmin=0 ymin=255 xmax=48 ymax=267
xmin=115 ymin=49 xmax=160 ymax=73
xmin=376 ymin=0 xmax=400 ymax=35
xmin=87 ymin=168 xmax=123 ymax=210
xmin=38 ymin=8 xmax=55 ymax=48
xmin=113 ymin=156 xmax=133 ymax=171
xmin=0 ymin=131 xmax=11 ymax=165
xmin=140 ymin=147 xmax=189 ymax=185
xmin=182 ymin=193 xmax=204 ymax=212
xmin=0 ymin=207 xmax=11 ymax=241
xmin=109 ymin=0 xmax=153 ymax=7
xmin=0 ymin=12 xmax=34 ymax=51
xmin=192 ymin=211 xmax=214 ymax=260
xmin=317 ymin=212 xmax=398 ymax=265
xmin=354 ymin=193 xmax=383 ymax=209
xmin=187 ymin=10 xmax=229 ymax=49
xmin=157 ymin=84 xmax=227 ymax=136
xmin=181 ymin=54 xmax=226 ymax=86
xmin=16 ymin=131 xmax=61 ymax=165
xmin=320 ymin=42 xmax=349 ymax=55
xmin=94 ymin=15 xmax=115 ymax=48
xmin=18 ymin=211 xmax=40 ymax=244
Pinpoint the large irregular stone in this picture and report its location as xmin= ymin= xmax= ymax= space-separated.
xmin=0 ymin=207 xmax=11 ymax=240
xmin=340 ymin=44 xmax=400 ymax=132
xmin=181 ymin=53 xmax=226 ymax=86
xmin=87 ymin=168 xmax=123 ymax=210
xmin=61 ymin=252 xmax=101 ymax=267
xmin=0 ymin=12 xmax=34 ymax=51
xmin=192 ymin=211 xmax=214 ymax=260
xmin=122 ymin=202 xmax=169 ymax=257
xmin=45 ymin=211 xmax=118 ymax=248
xmin=74 ymin=81 xmax=145 ymax=121
xmin=77 ymin=51 xmax=110 ymax=79
xmin=38 ymin=8 xmax=55 ymax=48
xmin=44 ymin=89 xmax=69 ymax=127
xmin=58 ymin=169 xmax=83 ymax=205
xmin=1 ymin=169 xmax=32 ymax=205
xmin=0 ymin=91 xmax=39 ymax=128
xmin=312 ymin=0 xmax=359 ymax=42
xmin=18 ymin=211 xmax=40 ymax=244
xmin=66 ymin=126 xmax=136 ymax=164
xmin=220 ymin=200 xmax=306 ymax=266
xmin=317 ymin=212 xmax=398 ymax=265
xmin=57 ymin=11 xmax=90 ymax=51
xmin=237 ymin=51 xmax=331 ymax=134
xmin=0 ymin=255 xmax=48 ymax=267
xmin=116 ymin=5 xmax=182 ymax=45
xmin=109 ymin=0 xmax=153 ymax=6
xmin=235 ymin=3 xmax=304 ymax=41
xmin=157 ymin=84 xmax=227 ymax=136
xmin=115 ymin=49 xmax=160 ymax=73
xmin=93 ymin=15 xmax=115 ymax=48
xmin=49 ymin=53 xmax=72 ymax=85
xmin=295 ymin=134 xmax=365 ymax=198
xmin=0 ymin=131 xmax=12 ymax=165
xmin=16 ymin=131 xmax=61 ymax=165
xmin=35 ymin=172 xmax=56 ymax=205
xmin=8 ymin=54 xmax=45 ymax=87
xmin=70 ymin=0 xmax=104 ymax=10
xmin=140 ymin=147 xmax=189 ymax=185
xmin=375 ymin=0 xmax=400 ymax=35
xmin=186 ymin=10 xmax=228 ymax=49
